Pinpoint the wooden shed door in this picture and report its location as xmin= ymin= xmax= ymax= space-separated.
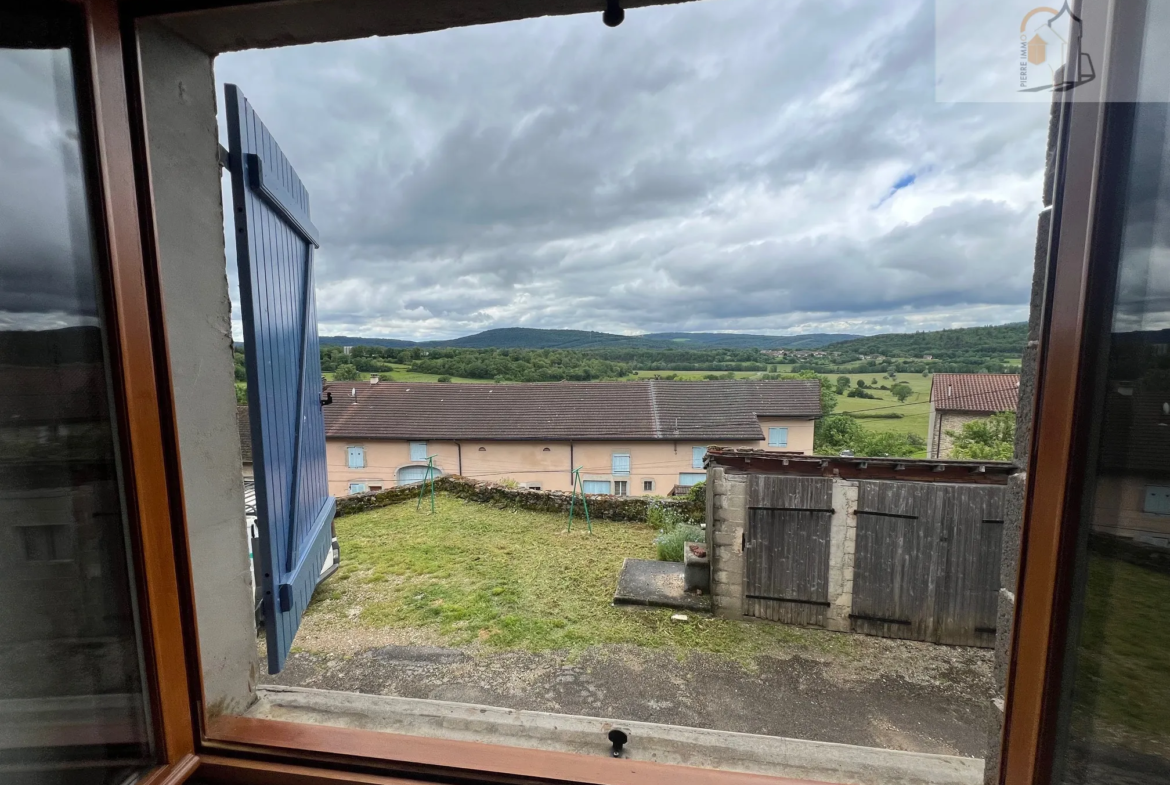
xmin=851 ymin=480 xmax=938 ymax=642
xmin=852 ymin=480 xmax=1004 ymax=646
xmin=744 ymin=476 xmax=834 ymax=626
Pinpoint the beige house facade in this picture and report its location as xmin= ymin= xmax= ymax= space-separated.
xmin=927 ymin=373 xmax=1020 ymax=459
xmin=322 ymin=380 xmax=820 ymax=497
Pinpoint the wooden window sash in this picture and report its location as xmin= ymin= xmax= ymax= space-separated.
xmin=82 ymin=0 xmax=199 ymax=770
xmin=94 ymin=0 xmax=1135 ymax=782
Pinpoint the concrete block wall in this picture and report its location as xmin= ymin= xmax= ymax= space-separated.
xmin=825 ymin=479 xmax=858 ymax=632
xmin=708 ymin=467 xmax=747 ymax=619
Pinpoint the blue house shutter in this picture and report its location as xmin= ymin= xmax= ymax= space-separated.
xmin=347 ymin=446 xmax=364 ymax=468
xmin=226 ymin=85 xmax=335 ymax=674
xmin=612 ymin=454 xmax=631 ymax=475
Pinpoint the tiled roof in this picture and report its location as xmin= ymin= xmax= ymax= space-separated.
xmin=322 ymin=380 xmax=821 ymax=441
xmin=237 ymin=405 xmax=252 ymax=463
xmin=930 ymin=373 xmax=1020 ymax=414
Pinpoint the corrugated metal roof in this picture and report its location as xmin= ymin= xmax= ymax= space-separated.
xmin=322 ymin=380 xmax=821 ymax=441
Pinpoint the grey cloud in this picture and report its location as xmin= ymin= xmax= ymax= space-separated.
xmin=216 ymin=0 xmax=1050 ymax=340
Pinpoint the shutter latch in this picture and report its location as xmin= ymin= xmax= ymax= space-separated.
xmin=320 ymin=391 xmax=333 ymax=407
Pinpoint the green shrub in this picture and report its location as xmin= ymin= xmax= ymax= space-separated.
xmin=655 ymin=523 xmax=705 ymax=562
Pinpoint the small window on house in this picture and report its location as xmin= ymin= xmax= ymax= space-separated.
xmin=768 ymin=427 xmax=789 ymax=447
xmin=348 ymin=482 xmax=367 ymax=495
xmin=612 ymin=453 xmax=631 ymax=475
xmin=409 ymin=441 xmax=427 ymax=461
xmin=522 ymin=482 xmax=543 ymax=491
xmin=478 ymin=446 xmax=487 ymax=451
xmin=346 ymin=445 xmax=365 ymax=468
xmin=542 ymin=447 xmax=551 ymax=452
xmin=582 ymin=480 xmax=611 ymax=494
xmin=643 ymin=479 xmax=654 ymax=492
xmin=18 ymin=525 xmax=73 ymax=562
xmin=397 ymin=465 xmax=438 ymax=485
xmin=692 ymin=446 xmax=707 ymax=468
xmin=614 ymin=480 xmax=628 ymax=496
xmin=369 ymin=485 xmax=383 ymax=492
xmin=1144 ymin=486 xmax=1170 ymax=515
xmin=679 ymin=472 xmax=706 ymax=486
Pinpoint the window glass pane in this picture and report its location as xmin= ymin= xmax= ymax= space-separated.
xmin=1055 ymin=6 xmax=1170 ymax=779
xmin=0 ymin=6 xmax=154 ymax=781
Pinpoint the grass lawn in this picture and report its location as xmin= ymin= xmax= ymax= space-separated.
xmin=1071 ymin=555 xmax=1170 ymax=748
xmin=307 ymin=493 xmax=851 ymax=659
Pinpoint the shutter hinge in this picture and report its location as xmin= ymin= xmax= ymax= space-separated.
xmin=218 ymin=144 xmax=231 ymax=170
xmin=321 ymin=391 xmax=333 ymax=407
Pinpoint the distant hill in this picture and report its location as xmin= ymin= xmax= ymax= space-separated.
xmin=824 ymin=323 xmax=1028 ymax=359
xmin=435 ymin=328 xmax=645 ymax=350
xmin=321 ymin=328 xmax=861 ymax=351
xmin=644 ymin=332 xmax=858 ymax=350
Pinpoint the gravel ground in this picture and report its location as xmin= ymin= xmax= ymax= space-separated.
xmin=262 ymin=625 xmax=994 ymax=758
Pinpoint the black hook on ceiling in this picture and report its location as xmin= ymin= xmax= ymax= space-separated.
xmin=603 ymin=0 xmax=624 ymax=27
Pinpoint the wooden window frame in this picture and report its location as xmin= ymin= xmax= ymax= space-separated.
xmin=74 ymin=0 xmax=1129 ymax=782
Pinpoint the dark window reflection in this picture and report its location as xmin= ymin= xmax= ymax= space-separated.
xmin=0 ymin=7 xmax=154 ymax=784
xmin=1057 ymin=3 xmax=1170 ymax=783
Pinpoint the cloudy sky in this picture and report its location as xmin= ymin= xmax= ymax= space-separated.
xmin=215 ymin=0 xmax=1052 ymax=341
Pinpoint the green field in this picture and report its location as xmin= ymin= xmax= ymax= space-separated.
xmin=831 ymin=372 xmax=932 ymax=455
xmin=630 ymin=369 xmax=769 ymax=380
xmin=324 ymin=364 xmax=480 ymax=384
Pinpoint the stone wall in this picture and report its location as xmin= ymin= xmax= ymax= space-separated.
xmin=934 ymin=411 xmax=997 ymax=459
xmin=335 ymin=475 xmax=702 ymax=523
xmin=707 ymin=467 xmax=747 ymax=618
xmin=825 ymin=479 xmax=859 ymax=632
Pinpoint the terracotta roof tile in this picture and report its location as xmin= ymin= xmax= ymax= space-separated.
xmin=237 ymin=405 xmax=252 ymax=463
xmin=930 ymin=373 xmax=1020 ymax=414
xmin=322 ymin=380 xmax=821 ymax=441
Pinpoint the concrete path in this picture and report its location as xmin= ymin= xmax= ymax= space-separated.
xmin=263 ymin=641 xmax=992 ymax=762
xmin=250 ymin=684 xmax=982 ymax=785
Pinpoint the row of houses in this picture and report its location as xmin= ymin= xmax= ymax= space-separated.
xmin=234 ymin=371 xmax=1169 ymax=547
xmin=319 ymin=379 xmax=822 ymax=497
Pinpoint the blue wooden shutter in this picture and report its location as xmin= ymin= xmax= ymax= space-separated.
xmin=612 ymin=454 xmax=630 ymax=475
xmin=347 ymin=446 xmax=364 ymax=468
xmin=226 ymin=85 xmax=335 ymax=674
xmin=692 ymin=446 xmax=706 ymax=468
xmin=409 ymin=442 xmax=427 ymax=462
xmin=769 ymin=427 xmax=789 ymax=447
